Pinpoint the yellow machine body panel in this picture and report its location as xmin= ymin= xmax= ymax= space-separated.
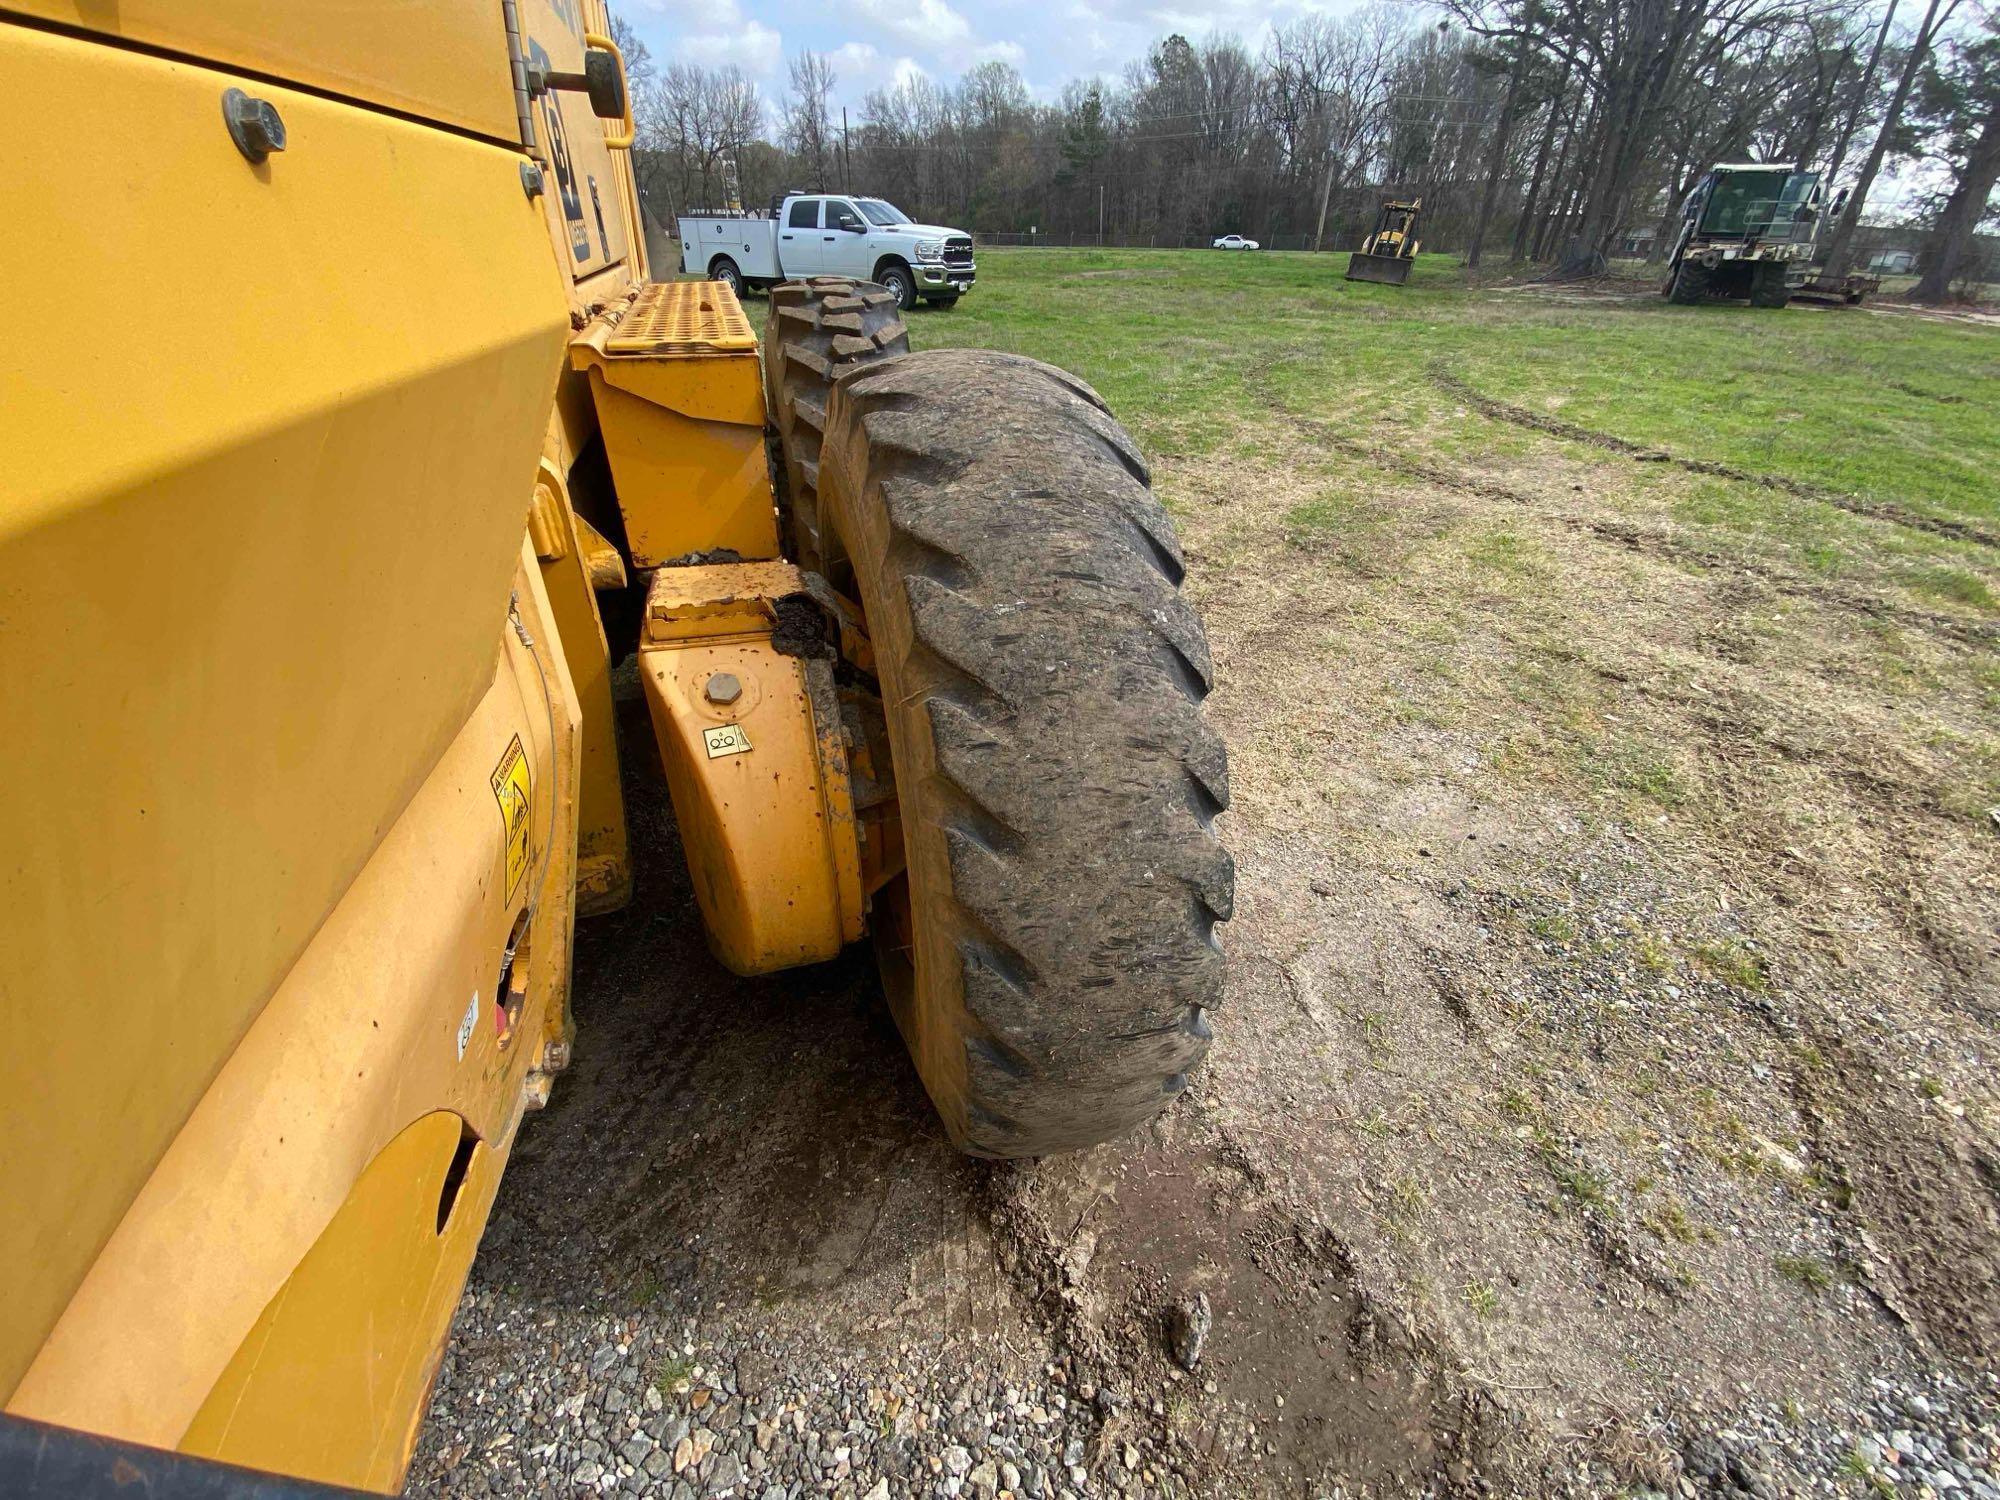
xmin=8 ymin=558 xmax=578 ymax=1484
xmin=519 ymin=0 xmax=633 ymax=282
xmin=529 ymin=460 xmax=634 ymax=913
xmin=511 ymin=0 xmax=649 ymax=916
xmin=637 ymin=564 xmax=865 ymax=976
xmin=179 ymin=1113 xmax=506 ymax=1490
xmin=0 ymin=24 xmax=568 ymax=1400
xmin=4 ymin=0 xmax=855 ymax=1486
xmin=571 ymin=283 xmax=781 ymax=567
xmin=2 ymin=0 xmax=524 ymax=141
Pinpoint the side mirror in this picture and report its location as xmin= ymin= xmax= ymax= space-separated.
xmin=837 ymin=214 xmax=864 ymax=232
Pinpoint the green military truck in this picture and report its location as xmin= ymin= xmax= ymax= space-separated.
xmin=1663 ymin=163 xmax=1847 ymax=308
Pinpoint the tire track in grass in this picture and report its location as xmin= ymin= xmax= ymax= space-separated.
xmin=1428 ymin=364 xmax=2000 ymax=552
xmin=1246 ymin=377 xmax=1997 ymax=650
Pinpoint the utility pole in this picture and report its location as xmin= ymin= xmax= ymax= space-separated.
xmin=1098 ymin=182 xmax=1105 ymax=243
xmin=1311 ymin=148 xmax=1338 ymax=253
xmin=841 ymin=107 xmax=851 ymax=192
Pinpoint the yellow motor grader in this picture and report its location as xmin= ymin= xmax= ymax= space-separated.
xmin=0 ymin=2 xmax=1230 ymax=1493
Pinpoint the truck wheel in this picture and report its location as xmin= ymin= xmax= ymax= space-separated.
xmin=763 ymin=277 xmax=910 ymax=571
xmin=1667 ymin=258 xmax=1711 ymax=304
xmin=707 ymin=256 xmax=743 ymax=296
xmin=814 ymin=348 xmax=1232 ymax=1157
xmin=1749 ymin=265 xmax=1791 ymax=308
xmin=876 ymin=262 xmax=916 ymax=309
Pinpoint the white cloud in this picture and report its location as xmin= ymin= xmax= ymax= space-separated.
xmin=820 ymin=41 xmax=933 ymax=104
xmin=679 ymin=17 xmax=784 ymax=78
xmin=847 ymin=0 xmax=977 ymax=51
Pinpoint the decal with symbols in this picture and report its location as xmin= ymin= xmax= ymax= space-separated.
xmin=703 ymin=723 xmax=752 ymax=759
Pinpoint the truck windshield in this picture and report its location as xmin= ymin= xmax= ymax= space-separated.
xmin=1700 ymin=170 xmax=1792 ymax=237
xmin=857 ymin=199 xmax=911 ymax=226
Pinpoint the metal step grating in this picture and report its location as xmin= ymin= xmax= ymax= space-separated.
xmin=604 ymin=281 xmax=756 ymax=356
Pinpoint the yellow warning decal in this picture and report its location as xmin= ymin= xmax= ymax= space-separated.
xmin=491 ymin=734 xmax=533 ymax=901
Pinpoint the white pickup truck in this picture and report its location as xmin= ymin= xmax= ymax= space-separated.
xmin=679 ymin=193 xmax=976 ymax=310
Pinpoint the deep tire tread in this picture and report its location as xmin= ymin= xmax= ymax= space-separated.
xmin=763 ymin=277 xmax=913 ymax=569
xmin=810 ymin=347 xmax=1234 ymax=1157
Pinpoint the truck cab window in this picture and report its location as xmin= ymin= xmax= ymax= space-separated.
xmin=787 ymin=198 xmax=820 ymax=230
xmin=829 ymin=201 xmax=864 ymax=232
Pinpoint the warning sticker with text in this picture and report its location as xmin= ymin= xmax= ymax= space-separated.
xmin=491 ymin=734 xmax=533 ymax=901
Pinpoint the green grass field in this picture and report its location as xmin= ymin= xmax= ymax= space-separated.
xmin=749 ymin=247 xmax=1999 ymax=547
xmin=739 ymin=249 xmax=2000 ymax=621
xmin=737 ymin=248 xmax=1998 ymax=821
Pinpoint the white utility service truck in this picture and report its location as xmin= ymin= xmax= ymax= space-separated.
xmin=679 ymin=193 xmax=976 ymax=310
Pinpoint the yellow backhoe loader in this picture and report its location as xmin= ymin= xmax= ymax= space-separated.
xmin=1346 ymin=198 xmax=1423 ymax=286
xmin=0 ymin=2 xmax=1231 ymax=1493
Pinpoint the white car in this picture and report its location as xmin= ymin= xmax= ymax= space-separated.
xmin=1212 ymin=234 xmax=1260 ymax=250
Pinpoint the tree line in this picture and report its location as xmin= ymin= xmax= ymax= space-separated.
xmin=612 ymin=0 xmax=1998 ymax=300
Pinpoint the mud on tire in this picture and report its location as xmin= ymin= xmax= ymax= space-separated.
xmin=814 ymin=348 xmax=1233 ymax=1158
xmin=1667 ymin=258 xmax=1713 ymax=304
xmin=763 ymin=278 xmax=911 ymax=571
xmin=1748 ymin=264 xmax=1791 ymax=309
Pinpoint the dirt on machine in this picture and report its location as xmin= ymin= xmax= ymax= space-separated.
xmin=1346 ymin=197 xmax=1423 ymax=285
xmin=1 ymin=5 xmax=1230 ymax=1493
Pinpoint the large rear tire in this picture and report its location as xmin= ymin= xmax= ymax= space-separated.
xmin=763 ymin=278 xmax=911 ymax=571
xmin=810 ymin=350 xmax=1233 ymax=1157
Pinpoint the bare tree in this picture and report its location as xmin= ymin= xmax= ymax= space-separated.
xmin=1823 ymin=0 xmax=1962 ymax=275
xmin=1911 ymin=15 xmax=2000 ymax=300
xmin=634 ymin=63 xmax=763 ymax=219
xmin=607 ymin=12 xmax=655 ymax=94
xmin=1466 ymin=37 xmax=1531 ymax=265
xmin=782 ymin=51 xmax=837 ymax=186
xmin=609 ymin=0 xmax=1946 ymax=276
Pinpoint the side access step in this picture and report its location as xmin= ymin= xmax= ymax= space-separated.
xmin=569 ymin=281 xmax=779 ymax=566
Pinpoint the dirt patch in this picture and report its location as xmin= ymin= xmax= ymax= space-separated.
xmin=1158 ymin=397 xmax=1999 ymax=1482
xmin=1868 ymin=299 xmax=2000 ymax=328
xmin=1246 ymin=375 xmax=1995 ymax=650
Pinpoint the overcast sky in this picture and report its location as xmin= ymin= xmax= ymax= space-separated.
xmin=612 ymin=0 xmax=1375 ymax=116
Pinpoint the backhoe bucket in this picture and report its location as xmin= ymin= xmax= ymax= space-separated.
xmin=1345 ymin=252 xmax=1412 ymax=286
